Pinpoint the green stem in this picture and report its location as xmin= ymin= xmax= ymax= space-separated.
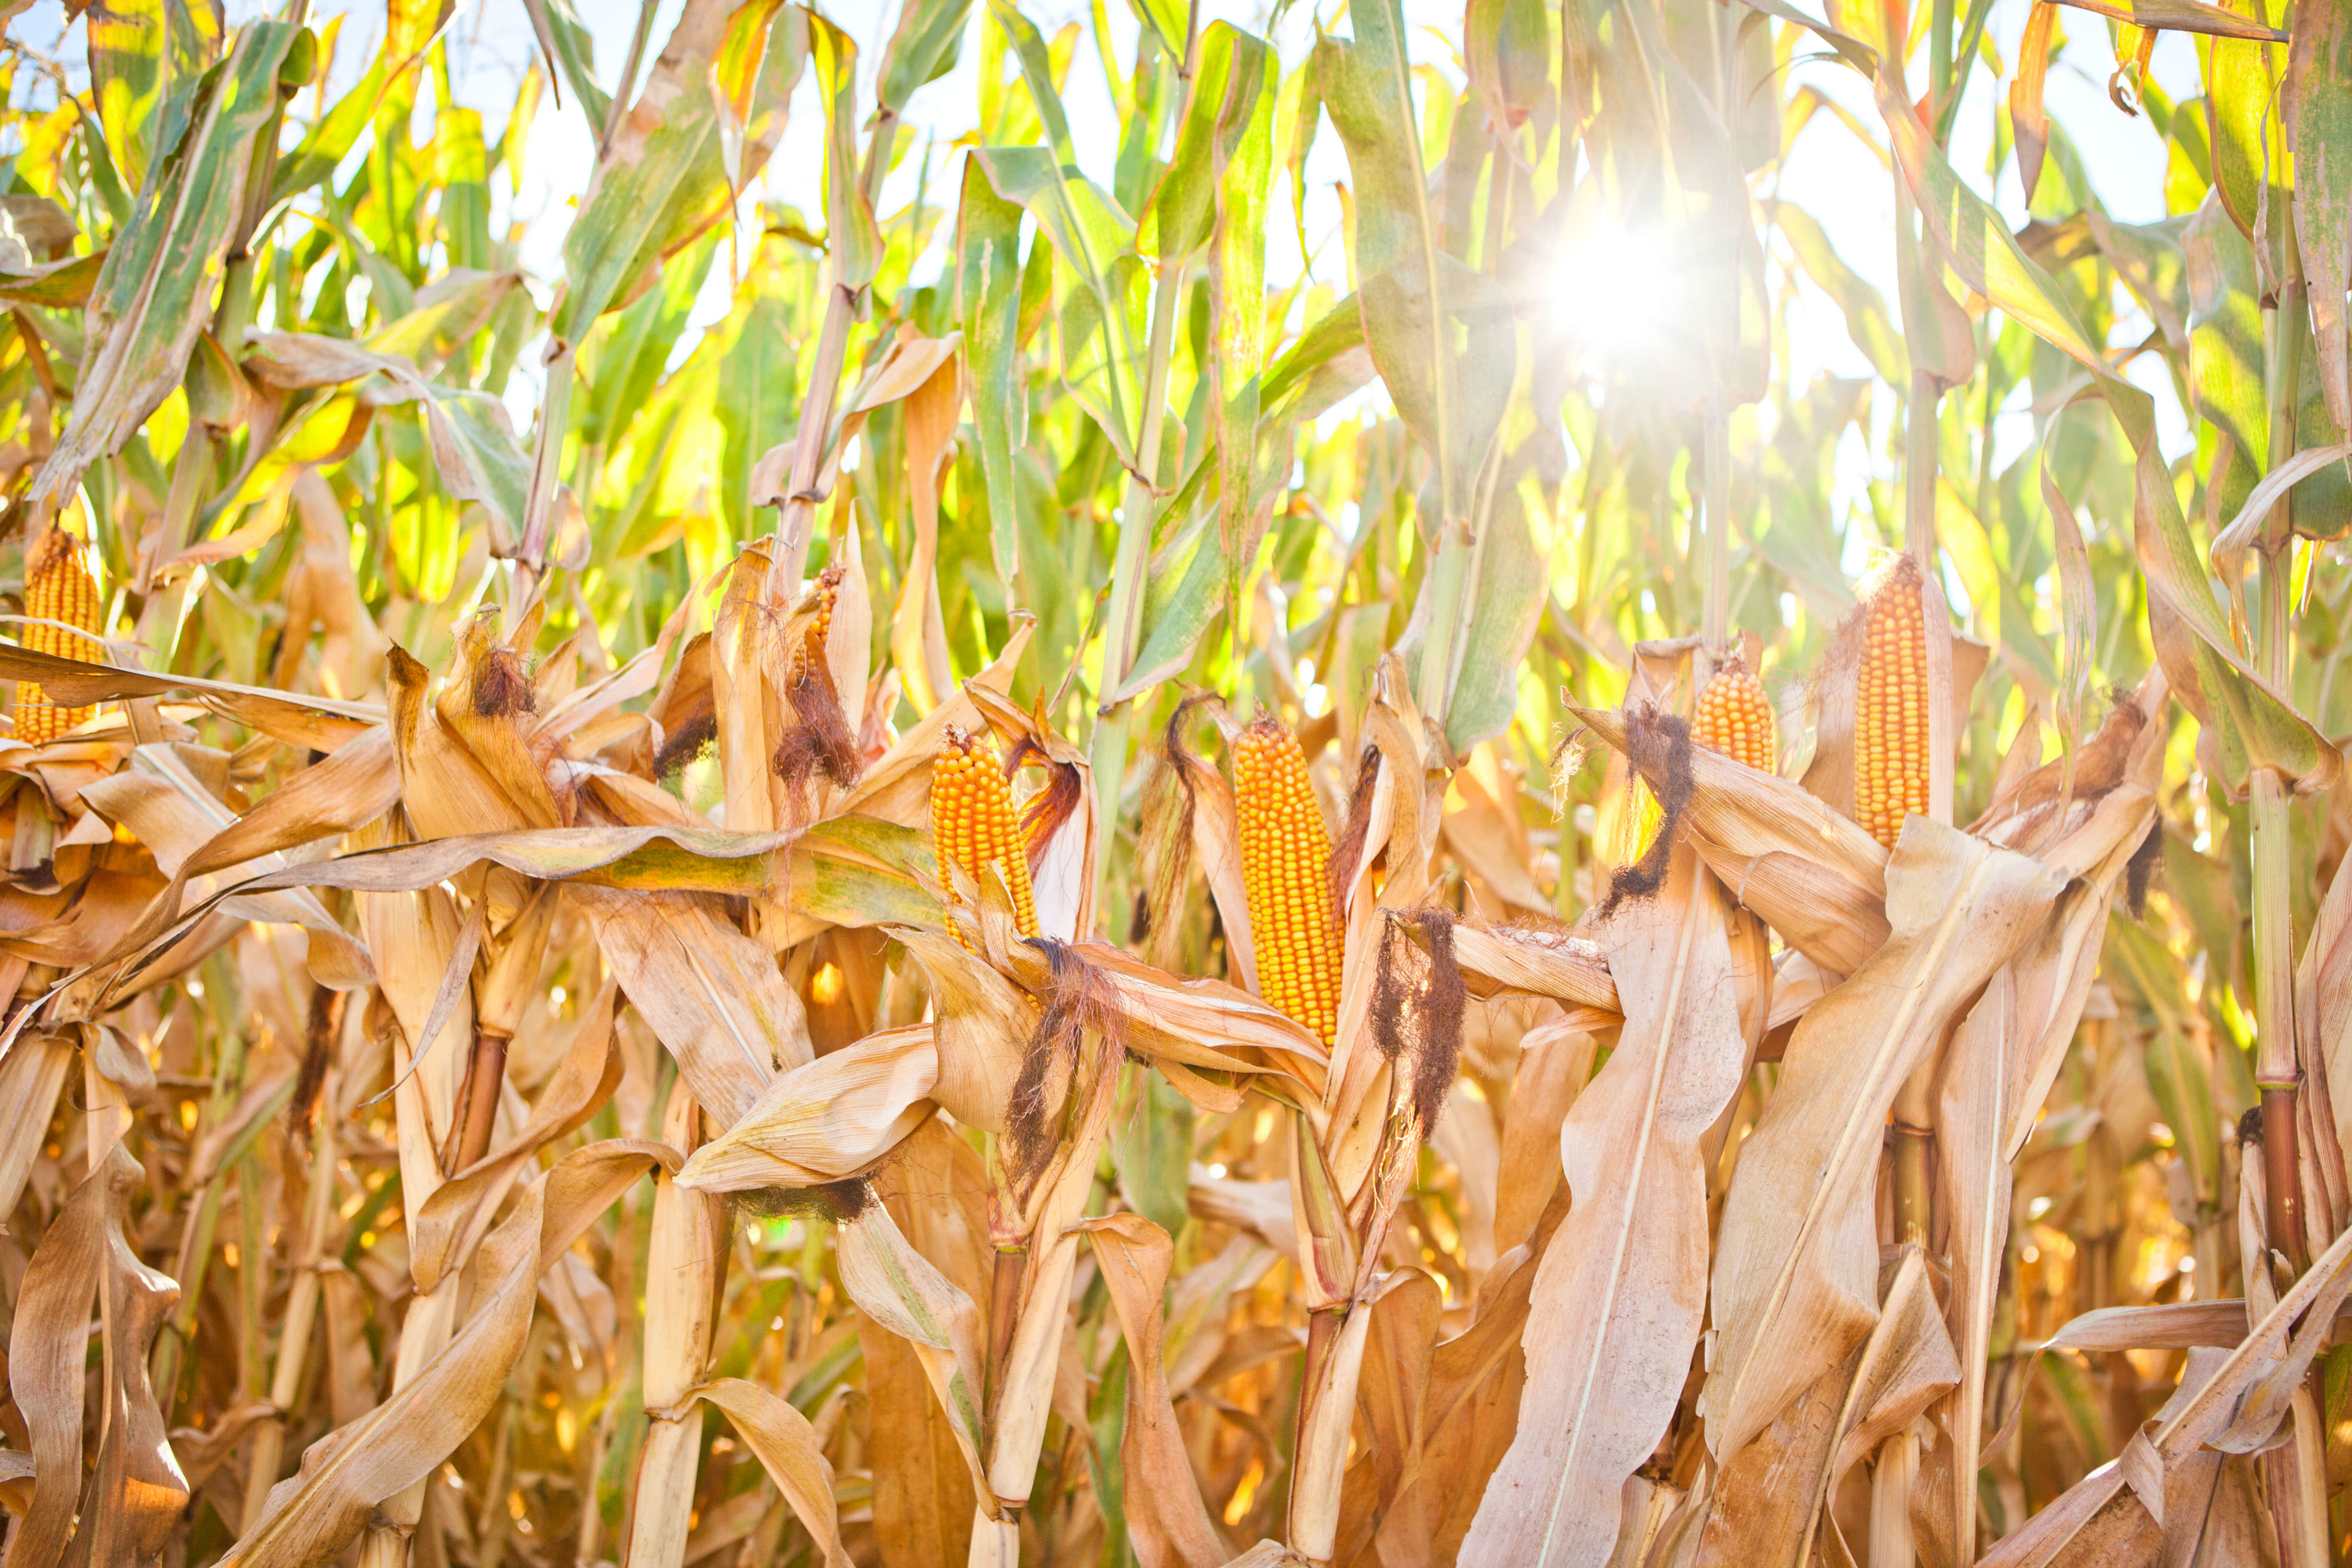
xmin=1700 ymin=399 xmax=1730 ymax=651
xmin=2255 ymin=273 xmax=2307 ymax=1269
xmin=1905 ymin=368 xmax=1939 ymax=573
xmin=1414 ymin=521 xmax=1474 ymax=718
xmin=770 ymin=108 xmax=898 ymax=595
xmin=1086 ymin=252 xmax=1190 ymax=931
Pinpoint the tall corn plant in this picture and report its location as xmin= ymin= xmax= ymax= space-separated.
xmin=0 ymin=0 xmax=2349 ymax=1566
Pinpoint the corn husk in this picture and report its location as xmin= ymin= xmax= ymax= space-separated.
xmin=1698 ymin=817 xmax=2062 ymax=1461
xmin=1464 ymin=848 xmax=1745 ymax=1567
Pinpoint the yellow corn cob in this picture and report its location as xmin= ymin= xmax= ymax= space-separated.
xmin=1234 ymin=716 xmax=1340 ymax=1048
xmin=790 ymin=564 xmax=843 ymax=684
xmin=16 ymin=529 xmax=102 ymax=747
xmin=1693 ymin=654 xmax=1776 ymax=774
xmin=1856 ymin=561 xmax=1928 ymax=850
xmin=930 ymin=724 xmax=1038 ymax=947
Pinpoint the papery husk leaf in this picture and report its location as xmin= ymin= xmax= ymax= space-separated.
xmin=408 ymin=987 xmax=621 ymax=1292
xmin=80 ymin=746 xmax=370 ymax=989
xmin=835 ymin=1199 xmax=993 ymax=1510
xmin=1493 ymin=1019 xmax=1598 ymax=1256
xmin=1699 ymin=817 xmax=2062 ymax=1460
xmin=1078 ymin=1212 xmax=1227 ymax=1568
xmin=1002 ymin=937 xmax=1329 ymax=1095
xmin=0 ymin=1029 xmax=72 ymax=1219
xmin=1348 ymin=1269 xmax=1444 ymax=1564
xmin=709 ymin=541 xmax=787 ymax=835
xmin=351 ymin=818 xmax=472 ymax=1210
xmin=629 ymin=1086 xmax=724 ymax=1566
xmin=2000 ymin=782 xmax=2162 ymax=1158
xmin=1822 ymin=1250 xmax=1959 ymax=1505
xmin=5 ymin=1144 xmax=185 ymax=1568
xmin=1689 ymin=1358 xmax=1851 ymax=1566
xmin=990 ymin=1051 xmax=1120 ymax=1505
xmin=1449 ymin=920 xmax=1621 ymax=1021
xmin=893 ymin=925 xmax=1033 ymax=1134
xmin=1573 ymin=702 xmax=1891 ymax=975
xmin=1464 ymin=848 xmax=1746 ymax=1567
xmin=677 ymin=1022 xmax=937 ymax=1191
xmin=1979 ymin=1218 xmax=2352 ymax=1565
xmin=387 ymin=644 xmax=540 ymax=840
xmin=860 ymin=1312 xmax=979 ymax=1565
xmin=0 ymin=641 xmax=379 ymax=749
xmin=586 ymin=887 xmax=804 ymax=1126
xmin=1936 ymin=968 xmax=2013 ymax=1567
xmin=668 ymin=1379 xmax=853 ymax=1568
xmin=222 ymin=1181 xmax=553 ymax=1567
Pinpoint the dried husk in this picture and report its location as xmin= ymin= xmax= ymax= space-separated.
xmin=5 ymin=1144 xmax=187 ymax=1568
xmin=676 ymin=1021 xmax=939 ymax=1191
xmin=896 ymin=925 xmax=1035 ymax=1132
xmin=1078 ymin=1212 xmax=1228 ymax=1568
xmin=626 ymin=1087 xmax=727 ymax=1568
xmin=1699 ymin=817 xmax=2062 ymax=1461
xmin=834 ymin=1198 xmax=994 ymax=1512
xmin=1464 ymin=847 xmax=1745 ymax=1567
xmin=1573 ymin=702 xmax=1891 ymax=975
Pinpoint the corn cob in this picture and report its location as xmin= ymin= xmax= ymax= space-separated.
xmin=1856 ymin=562 xmax=1928 ymax=849
xmin=16 ymin=529 xmax=102 ymax=746
xmin=930 ymin=724 xmax=1038 ymax=947
xmin=1693 ymin=654 xmax=1776 ymax=774
xmin=790 ymin=563 xmax=844 ymax=684
xmin=1234 ymin=716 xmax=1340 ymax=1047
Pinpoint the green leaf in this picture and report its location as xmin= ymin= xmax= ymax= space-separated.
xmin=1121 ymin=0 xmax=1188 ymax=62
xmin=519 ymin=0 xmax=612 ymax=127
xmin=989 ymin=1 xmax=1077 ymax=166
xmin=1110 ymin=1063 xmax=1193 ymax=1240
xmin=2186 ymin=190 xmax=2267 ymax=472
xmin=717 ymin=289 xmax=797 ymax=547
xmin=810 ymin=11 xmax=882 ymax=292
xmin=1314 ymin=0 xmax=1510 ymax=526
xmin=1142 ymin=24 xmax=1270 ymax=264
xmin=2288 ymin=0 xmax=2352 ymax=439
xmin=242 ymin=331 xmax=532 ymax=544
xmin=1188 ymin=27 xmax=1276 ymax=618
xmin=1880 ymin=58 xmax=2338 ymax=795
xmin=878 ymin=0 xmax=977 ymax=116
xmin=1445 ymin=479 xmax=1548 ymax=753
xmin=86 ymin=0 xmax=223 ymax=196
xmin=1779 ymin=203 xmax=1908 ymax=386
xmin=549 ymin=0 xmax=806 ymax=346
xmin=2204 ymin=0 xmax=2291 ymax=272
xmin=973 ymin=146 xmax=1150 ymax=473
xmin=272 ymin=53 xmax=387 ymax=208
xmin=958 ymin=154 xmax=1029 ymax=585
xmin=31 ymin=19 xmax=306 ymax=521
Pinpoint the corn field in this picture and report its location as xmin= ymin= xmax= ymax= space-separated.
xmin=0 ymin=0 xmax=2348 ymax=1562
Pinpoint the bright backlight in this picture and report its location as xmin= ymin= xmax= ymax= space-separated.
xmin=1548 ymin=225 xmax=1672 ymax=356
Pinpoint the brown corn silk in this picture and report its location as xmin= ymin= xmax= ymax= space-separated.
xmin=1234 ymin=714 xmax=1341 ymax=1047
xmin=16 ymin=527 xmax=103 ymax=744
